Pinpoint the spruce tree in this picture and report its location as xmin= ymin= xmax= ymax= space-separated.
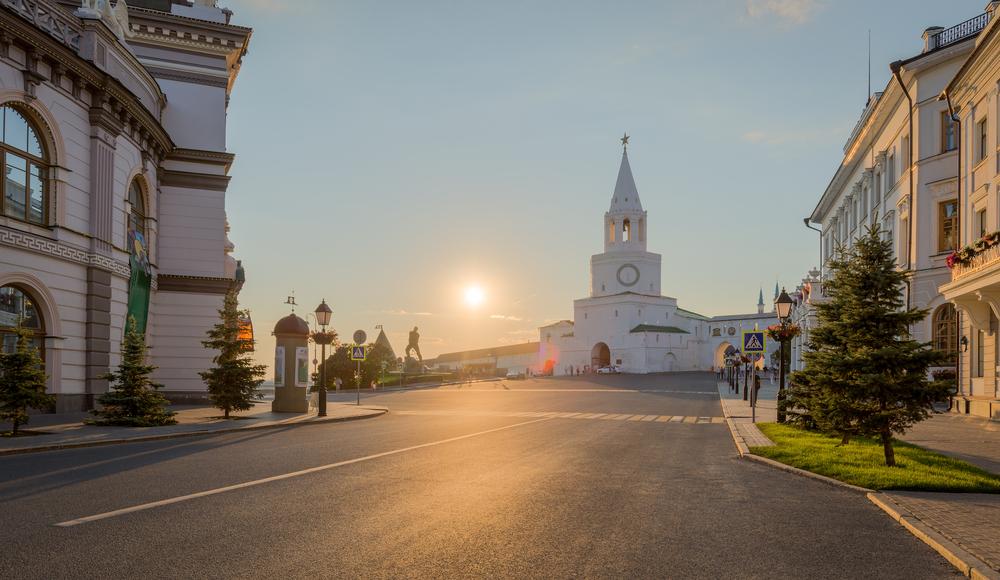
xmin=791 ymin=225 xmax=950 ymax=465
xmin=90 ymin=316 xmax=176 ymax=426
xmin=199 ymin=291 xmax=266 ymax=418
xmin=0 ymin=327 xmax=53 ymax=436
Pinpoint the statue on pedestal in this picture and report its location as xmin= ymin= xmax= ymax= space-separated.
xmin=405 ymin=326 xmax=422 ymax=362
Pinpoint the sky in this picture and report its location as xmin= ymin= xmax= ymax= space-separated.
xmin=220 ymin=0 xmax=987 ymax=364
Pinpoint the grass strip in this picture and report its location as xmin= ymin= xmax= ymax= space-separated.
xmin=751 ymin=423 xmax=1000 ymax=493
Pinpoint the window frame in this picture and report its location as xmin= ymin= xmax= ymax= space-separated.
xmin=931 ymin=304 xmax=957 ymax=366
xmin=0 ymin=105 xmax=48 ymax=226
xmin=978 ymin=117 xmax=989 ymax=163
xmin=0 ymin=284 xmax=45 ymax=360
xmin=942 ymin=111 xmax=957 ymax=153
xmin=938 ymin=199 xmax=959 ymax=253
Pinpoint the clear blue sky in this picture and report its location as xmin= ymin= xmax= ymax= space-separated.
xmin=222 ymin=0 xmax=985 ymax=361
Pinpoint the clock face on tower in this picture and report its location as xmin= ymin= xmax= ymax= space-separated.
xmin=617 ymin=263 xmax=640 ymax=287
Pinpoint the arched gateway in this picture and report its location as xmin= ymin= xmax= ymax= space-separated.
xmin=591 ymin=342 xmax=610 ymax=368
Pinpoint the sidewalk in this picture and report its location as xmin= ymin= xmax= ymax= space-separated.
xmin=717 ymin=379 xmax=776 ymax=451
xmin=717 ymin=380 xmax=1000 ymax=578
xmin=0 ymin=402 xmax=386 ymax=455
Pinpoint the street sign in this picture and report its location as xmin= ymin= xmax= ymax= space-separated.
xmin=742 ymin=331 xmax=766 ymax=354
xmin=351 ymin=345 xmax=367 ymax=361
xmin=353 ymin=329 xmax=367 ymax=344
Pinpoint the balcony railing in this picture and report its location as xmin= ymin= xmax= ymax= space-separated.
xmin=952 ymin=243 xmax=1000 ymax=281
xmin=1 ymin=0 xmax=82 ymax=51
xmin=931 ymin=12 xmax=990 ymax=51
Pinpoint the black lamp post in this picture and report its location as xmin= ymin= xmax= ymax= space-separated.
xmin=775 ymin=288 xmax=794 ymax=424
xmin=313 ymin=299 xmax=334 ymax=417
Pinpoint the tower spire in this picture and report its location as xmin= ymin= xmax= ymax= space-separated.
xmin=609 ymin=138 xmax=642 ymax=213
xmin=758 ymin=288 xmax=765 ymax=314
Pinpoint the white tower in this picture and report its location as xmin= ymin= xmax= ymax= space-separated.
xmin=590 ymin=135 xmax=662 ymax=297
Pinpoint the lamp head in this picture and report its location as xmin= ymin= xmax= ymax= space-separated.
xmin=314 ymin=299 xmax=332 ymax=327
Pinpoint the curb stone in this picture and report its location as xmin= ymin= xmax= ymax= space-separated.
xmin=868 ymin=493 xmax=1000 ymax=580
xmin=0 ymin=407 xmax=388 ymax=457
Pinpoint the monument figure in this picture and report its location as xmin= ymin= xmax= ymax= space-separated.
xmin=405 ymin=326 xmax=422 ymax=362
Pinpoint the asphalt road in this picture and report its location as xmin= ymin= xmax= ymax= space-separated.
xmin=0 ymin=373 xmax=958 ymax=579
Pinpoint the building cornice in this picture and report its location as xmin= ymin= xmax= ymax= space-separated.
xmin=158 ymin=168 xmax=231 ymax=191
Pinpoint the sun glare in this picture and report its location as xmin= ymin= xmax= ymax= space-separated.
xmin=464 ymin=285 xmax=485 ymax=308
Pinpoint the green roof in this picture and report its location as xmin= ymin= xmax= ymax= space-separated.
xmin=630 ymin=324 xmax=689 ymax=334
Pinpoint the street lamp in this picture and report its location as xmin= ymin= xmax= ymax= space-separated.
xmin=313 ymin=299 xmax=335 ymax=417
xmin=775 ymin=288 xmax=794 ymax=423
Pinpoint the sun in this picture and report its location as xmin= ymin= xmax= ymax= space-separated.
xmin=463 ymin=285 xmax=485 ymax=308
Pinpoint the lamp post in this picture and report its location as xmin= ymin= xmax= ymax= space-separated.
xmin=775 ymin=288 xmax=794 ymax=424
xmin=313 ymin=299 xmax=334 ymax=417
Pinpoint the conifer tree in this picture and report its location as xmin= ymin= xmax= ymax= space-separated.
xmin=90 ymin=316 xmax=176 ymax=426
xmin=791 ymin=225 xmax=950 ymax=465
xmin=199 ymin=291 xmax=266 ymax=418
xmin=0 ymin=327 xmax=53 ymax=436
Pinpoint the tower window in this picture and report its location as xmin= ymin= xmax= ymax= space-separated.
xmin=608 ymin=220 xmax=615 ymax=243
xmin=622 ymin=219 xmax=631 ymax=242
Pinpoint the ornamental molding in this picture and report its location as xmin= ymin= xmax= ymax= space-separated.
xmin=1 ymin=0 xmax=82 ymax=51
xmin=0 ymin=225 xmax=131 ymax=279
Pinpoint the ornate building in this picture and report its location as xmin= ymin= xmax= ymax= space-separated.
xmin=0 ymin=0 xmax=251 ymax=410
xmin=538 ymin=141 xmax=779 ymax=375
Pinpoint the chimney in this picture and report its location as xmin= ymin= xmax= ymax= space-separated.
xmin=922 ymin=26 xmax=944 ymax=52
xmin=988 ymin=2 xmax=1000 ymax=17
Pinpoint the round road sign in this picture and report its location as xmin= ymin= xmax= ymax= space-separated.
xmin=353 ymin=329 xmax=367 ymax=344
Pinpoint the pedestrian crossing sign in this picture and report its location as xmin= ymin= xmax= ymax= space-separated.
xmin=351 ymin=345 xmax=367 ymax=361
xmin=742 ymin=331 xmax=766 ymax=354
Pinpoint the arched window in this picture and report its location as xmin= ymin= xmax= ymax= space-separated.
xmin=128 ymin=180 xmax=146 ymax=238
xmin=0 ymin=285 xmax=44 ymax=356
xmin=1 ymin=105 xmax=47 ymax=224
xmin=932 ymin=304 xmax=957 ymax=364
xmin=622 ymin=218 xmax=631 ymax=242
xmin=608 ymin=219 xmax=615 ymax=243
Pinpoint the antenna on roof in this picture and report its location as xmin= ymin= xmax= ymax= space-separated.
xmin=867 ymin=29 xmax=872 ymax=105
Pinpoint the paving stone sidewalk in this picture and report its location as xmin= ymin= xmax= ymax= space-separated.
xmin=717 ymin=379 xmax=777 ymax=450
xmin=0 ymin=402 xmax=386 ymax=455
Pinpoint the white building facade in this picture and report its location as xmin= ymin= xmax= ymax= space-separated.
xmin=0 ymin=0 xmax=251 ymax=410
xmin=940 ymin=3 xmax=1000 ymax=420
xmin=797 ymin=11 xmax=984 ymax=374
xmin=538 ymin=146 xmax=780 ymax=375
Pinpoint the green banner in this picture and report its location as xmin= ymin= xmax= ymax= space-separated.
xmin=126 ymin=230 xmax=151 ymax=333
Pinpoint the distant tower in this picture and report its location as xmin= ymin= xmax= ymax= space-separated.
xmin=758 ymin=288 xmax=765 ymax=314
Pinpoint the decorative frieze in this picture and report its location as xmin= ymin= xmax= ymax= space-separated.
xmin=0 ymin=225 xmax=130 ymax=279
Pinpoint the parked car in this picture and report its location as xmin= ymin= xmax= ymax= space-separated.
xmin=505 ymin=369 xmax=526 ymax=380
xmin=596 ymin=366 xmax=620 ymax=374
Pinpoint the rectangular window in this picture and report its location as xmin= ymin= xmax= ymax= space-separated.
xmin=978 ymin=117 xmax=989 ymax=162
xmin=902 ymin=136 xmax=910 ymax=168
xmin=942 ymin=111 xmax=957 ymax=152
xmin=977 ymin=208 xmax=988 ymax=237
xmin=938 ymin=200 xmax=958 ymax=252
xmin=875 ymin=171 xmax=882 ymax=199
xmin=882 ymin=212 xmax=895 ymax=246
xmin=887 ymin=153 xmax=896 ymax=187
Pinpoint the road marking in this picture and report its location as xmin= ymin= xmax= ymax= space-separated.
xmin=414 ymin=388 xmax=717 ymax=396
xmin=53 ymin=417 xmax=553 ymax=528
xmin=390 ymin=410 xmax=725 ymax=424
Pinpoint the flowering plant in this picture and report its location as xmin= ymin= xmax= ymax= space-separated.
xmin=947 ymin=231 xmax=1000 ymax=269
xmin=766 ymin=323 xmax=801 ymax=342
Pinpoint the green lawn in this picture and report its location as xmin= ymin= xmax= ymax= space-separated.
xmin=752 ymin=423 xmax=1000 ymax=493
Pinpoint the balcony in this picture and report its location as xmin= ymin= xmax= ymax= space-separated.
xmin=951 ymin=244 xmax=1000 ymax=282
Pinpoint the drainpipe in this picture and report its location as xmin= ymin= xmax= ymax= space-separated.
xmin=803 ymin=218 xmax=822 ymax=272
xmin=891 ymin=60 xmax=915 ymax=311
xmin=940 ymin=89 xmax=963 ymax=405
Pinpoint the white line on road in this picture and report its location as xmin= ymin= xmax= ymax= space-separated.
xmin=54 ymin=417 xmax=553 ymax=528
